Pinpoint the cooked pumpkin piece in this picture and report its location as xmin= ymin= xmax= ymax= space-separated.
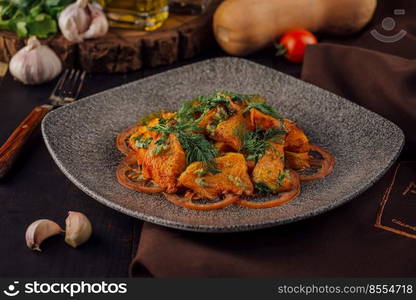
xmin=178 ymin=153 xmax=253 ymax=200
xmin=213 ymin=141 xmax=233 ymax=154
xmin=128 ymin=113 xmax=176 ymax=164
xmin=285 ymin=151 xmax=310 ymax=170
xmin=284 ymin=119 xmax=310 ymax=153
xmin=129 ymin=128 xmax=158 ymax=164
xmin=197 ymin=106 xmax=229 ymax=136
xmin=213 ymin=112 xmax=252 ymax=151
xmin=249 ymin=108 xmax=284 ymax=130
xmin=142 ymin=133 xmax=186 ymax=193
xmin=252 ymin=142 xmax=294 ymax=193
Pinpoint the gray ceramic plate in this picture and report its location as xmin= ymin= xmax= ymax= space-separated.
xmin=42 ymin=57 xmax=404 ymax=232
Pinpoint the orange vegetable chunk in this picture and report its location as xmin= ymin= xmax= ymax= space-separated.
xmin=178 ymin=153 xmax=253 ymax=200
xmin=142 ymin=134 xmax=186 ymax=193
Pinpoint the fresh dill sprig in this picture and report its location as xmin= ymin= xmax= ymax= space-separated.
xmin=176 ymin=131 xmax=219 ymax=173
xmin=176 ymin=100 xmax=203 ymax=122
xmin=177 ymin=91 xmax=253 ymax=123
xmin=243 ymin=101 xmax=282 ymax=120
xmin=149 ymin=117 xmax=219 ymax=173
xmin=241 ymin=130 xmax=268 ymax=162
xmin=241 ymin=123 xmax=287 ymax=161
xmin=263 ymin=124 xmax=287 ymax=144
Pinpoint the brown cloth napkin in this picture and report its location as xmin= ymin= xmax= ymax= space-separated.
xmin=130 ymin=0 xmax=416 ymax=277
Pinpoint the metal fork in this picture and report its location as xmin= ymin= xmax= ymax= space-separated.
xmin=49 ymin=69 xmax=86 ymax=105
xmin=0 ymin=69 xmax=86 ymax=178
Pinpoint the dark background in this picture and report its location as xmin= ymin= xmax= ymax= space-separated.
xmin=0 ymin=47 xmax=300 ymax=277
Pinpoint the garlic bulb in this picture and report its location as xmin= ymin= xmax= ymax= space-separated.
xmin=9 ymin=37 xmax=62 ymax=85
xmin=59 ymin=0 xmax=108 ymax=43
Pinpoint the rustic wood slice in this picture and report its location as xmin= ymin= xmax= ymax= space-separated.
xmin=0 ymin=0 xmax=221 ymax=73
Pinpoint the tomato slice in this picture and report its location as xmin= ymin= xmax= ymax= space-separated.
xmin=238 ymin=170 xmax=300 ymax=208
xmin=116 ymin=155 xmax=164 ymax=194
xmin=116 ymin=126 xmax=138 ymax=155
xmin=298 ymin=144 xmax=335 ymax=182
xmin=164 ymin=192 xmax=239 ymax=210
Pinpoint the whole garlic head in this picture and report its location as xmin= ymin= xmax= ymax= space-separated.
xmin=65 ymin=211 xmax=93 ymax=248
xmin=59 ymin=0 xmax=108 ymax=43
xmin=9 ymin=37 xmax=62 ymax=85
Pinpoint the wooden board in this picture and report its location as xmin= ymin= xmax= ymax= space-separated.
xmin=0 ymin=0 xmax=221 ymax=73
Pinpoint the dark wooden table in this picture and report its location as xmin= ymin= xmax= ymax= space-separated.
xmin=0 ymin=47 xmax=301 ymax=277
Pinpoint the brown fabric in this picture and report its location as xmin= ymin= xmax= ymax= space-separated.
xmin=130 ymin=0 xmax=416 ymax=277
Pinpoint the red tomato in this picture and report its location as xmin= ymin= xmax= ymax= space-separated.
xmin=275 ymin=29 xmax=318 ymax=63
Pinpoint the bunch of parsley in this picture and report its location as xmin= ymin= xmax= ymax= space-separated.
xmin=0 ymin=0 xmax=74 ymax=38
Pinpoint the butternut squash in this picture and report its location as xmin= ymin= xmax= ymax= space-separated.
xmin=213 ymin=0 xmax=377 ymax=56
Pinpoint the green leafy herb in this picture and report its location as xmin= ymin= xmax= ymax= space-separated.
xmin=176 ymin=131 xmax=219 ymax=173
xmin=243 ymin=101 xmax=282 ymax=120
xmin=149 ymin=117 xmax=219 ymax=173
xmin=263 ymin=125 xmax=287 ymax=145
xmin=197 ymin=93 xmax=232 ymax=112
xmin=176 ymin=91 xmax=254 ymax=124
xmin=241 ymin=122 xmax=287 ymax=161
xmin=0 ymin=0 xmax=74 ymax=38
xmin=241 ymin=130 xmax=268 ymax=162
xmin=255 ymin=182 xmax=273 ymax=194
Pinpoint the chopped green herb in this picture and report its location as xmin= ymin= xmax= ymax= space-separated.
xmin=263 ymin=122 xmax=287 ymax=144
xmin=255 ymin=182 xmax=273 ymax=194
xmin=177 ymin=90 xmax=252 ymax=124
xmin=150 ymin=118 xmax=219 ymax=173
xmin=241 ymin=130 xmax=268 ymax=162
xmin=0 ymin=0 xmax=74 ymax=38
xmin=176 ymin=131 xmax=219 ymax=174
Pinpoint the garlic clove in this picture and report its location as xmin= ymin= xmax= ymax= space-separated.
xmin=25 ymin=219 xmax=64 ymax=251
xmin=9 ymin=36 xmax=62 ymax=85
xmin=82 ymin=3 xmax=109 ymax=40
xmin=65 ymin=211 xmax=93 ymax=248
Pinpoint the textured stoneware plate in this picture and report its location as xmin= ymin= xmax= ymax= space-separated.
xmin=42 ymin=57 xmax=404 ymax=232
